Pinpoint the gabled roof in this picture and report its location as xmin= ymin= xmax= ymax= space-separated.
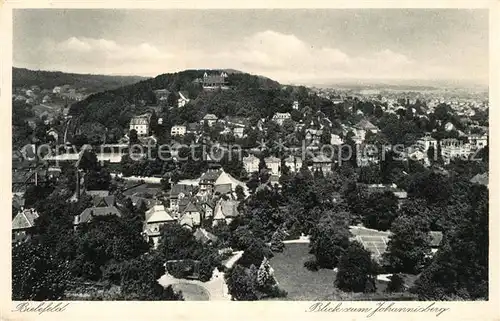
xmin=183 ymin=201 xmax=201 ymax=213
xmin=193 ymin=228 xmax=218 ymax=244
xmin=355 ymin=119 xmax=379 ymax=130
xmin=75 ymin=206 xmax=121 ymax=225
xmin=312 ymin=154 xmax=332 ymax=163
xmin=214 ymin=199 xmax=239 ymax=220
xmin=470 ymin=172 xmax=488 ymax=187
xmin=214 ymin=171 xmax=248 ymax=194
xmin=203 ymin=114 xmax=218 ymax=120
xmin=215 ymin=183 xmax=232 ymax=195
xmin=92 ymin=195 xmax=116 ymax=207
xmin=12 ymin=208 xmax=39 ymax=230
xmin=200 ymin=169 xmax=223 ymax=182
xmin=145 ymin=205 xmax=175 ymax=223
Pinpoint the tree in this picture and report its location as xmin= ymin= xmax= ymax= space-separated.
xmin=335 ymin=241 xmax=378 ymax=293
xmin=385 ymin=273 xmax=406 ymax=293
xmin=118 ymin=254 xmax=184 ymax=300
xmin=407 ymin=171 xmax=451 ymax=204
xmin=226 ymin=264 xmax=258 ymax=301
xmin=361 ymin=191 xmax=399 ymax=231
xmin=383 ymin=215 xmax=432 ymax=274
xmin=427 ymin=145 xmax=436 ymax=164
xmin=129 ymin=129 xmax=139 ymax=145
xmin=270 ymin=229 xmax=286 ymax=253
xmin=309 ymin=210 xmax=351 ymax=269
xmin=71 ymin=215 xmax=149 ymax=280
xmin=235 ymin=185 xmax=245 ymax=201
xmin=411 ymin=186 xmax=488 ymax=300
xmin=12 ymin=239 xmax=70 ymax=300
xmin=320 ymin=127 xmax=331 ymax=145
xmin=256 ymin=257 xmax=277 ymax=291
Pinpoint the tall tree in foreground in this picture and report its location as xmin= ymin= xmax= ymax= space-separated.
xmin=411 ymin=186 xmax=488 ymax=300
xmin=335 ymin=241 xmax=378 ymax=293
xmin=383 ymin=215 xmax=432 ymax=274
xmin=309 ymin=210 xmax=351 ymax=269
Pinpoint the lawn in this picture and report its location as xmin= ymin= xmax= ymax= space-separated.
xmin=268 ymin=243 xmax=414 ymax=301
xmin=268 ymin=242 xmax=339 ymax=300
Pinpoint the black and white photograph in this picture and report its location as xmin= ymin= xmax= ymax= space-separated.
xmin=6 ymin=4 xmax=493 ymax=310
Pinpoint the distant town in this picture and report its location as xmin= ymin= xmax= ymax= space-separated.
xmin=12 ymin=67 xmax=488 ymax=301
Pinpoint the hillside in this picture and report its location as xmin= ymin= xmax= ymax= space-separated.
xmin=63 ymin=69 xmax=341 ymax=145
xmin=13 ymin=67 xmax=147 ymax=92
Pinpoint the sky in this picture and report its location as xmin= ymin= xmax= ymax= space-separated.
xmin=13 ymin=9 xmax=489 ymax=85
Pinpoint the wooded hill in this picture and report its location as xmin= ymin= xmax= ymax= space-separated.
xmin=67 ymin=69 xmax=338 ymax=139
xmin=13 ymin=67 xmax=147 ymax=92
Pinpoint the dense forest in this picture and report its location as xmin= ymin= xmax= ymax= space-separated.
xmin=13 ymin=67 xmax=147 ymax=92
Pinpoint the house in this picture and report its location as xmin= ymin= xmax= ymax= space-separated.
xmin=468 ymin=134 xmax=488 ymax=150
xmin=284 ymin=155 xmax=302 ymax=173
xmin=42 ymin=95 xmax=51 ymax=104
xmin=129 ymin=113 xmax=152 ymax=136
xmin=292 ymin=100 xmax=299 ymax=110
xmin=272 ymin=112 xmax=291 ymax=126
xmin=200 ymin=114 xmax=218 ymax=127
xmin=330 ymin=134 xmax=343 ymax=145
xmin=12 ymin=208 xmax=39 ymax=243
xmin=179 ymin=201 xmax=203 ymax=229
xmin=171 ymin=125 xmax=187 ymax=137
xmin=312 ymin=154 xmax=333 ymax=173
xmin=357 ymin=144 xmax=380 ymax=167
xmin=264 ymin=156 xmax=281 ymax=176
xmin=177 ymin=92 xmax=190 ymax=108
xmin=213 ymin=199 xmax=240 ymax=226
xmin=154 ymin=89 xmax=171 ymax=103
xmin=198 ymin=169 xmax=223 ymax=196
xmin=416 ymin=135 xmax=438 ymax=152
xmin=53 ymin=86 xmax=62 ymax=94
xmin=169 ymin=184 xmax=196 ymax=211
xmin=233 ymin=127 xmax=245 ymax=138
xmin=73 ymin=206 xmax=121 ymax=228
xmin=143 ymin=205 xmax=176 ymax=248
xmin=214 ymin=171 xmax=248 ymax=196
xmin=199 ymin=200 xmax=216 ymax=220
xmin=305 ymin=129 xmax=322 ymax=145
xmin=353 ymin=119 xmax=380 ymax=141
xmin=440 ymin=138 xmax=471 ymax=164
xmin=243 ymin=154 xmax=260 ymax=174
xmin=202 ymin=71 xmax=229 ymax=90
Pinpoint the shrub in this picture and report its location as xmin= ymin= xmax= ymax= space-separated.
xmin=304 ymin=259 xmax=319 ymax=271
xmin=386 ymin=273 xmax=406 ymax=293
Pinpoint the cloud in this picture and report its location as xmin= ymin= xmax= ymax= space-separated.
xmin=39 ymin=31 xmax=482 ymax=83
